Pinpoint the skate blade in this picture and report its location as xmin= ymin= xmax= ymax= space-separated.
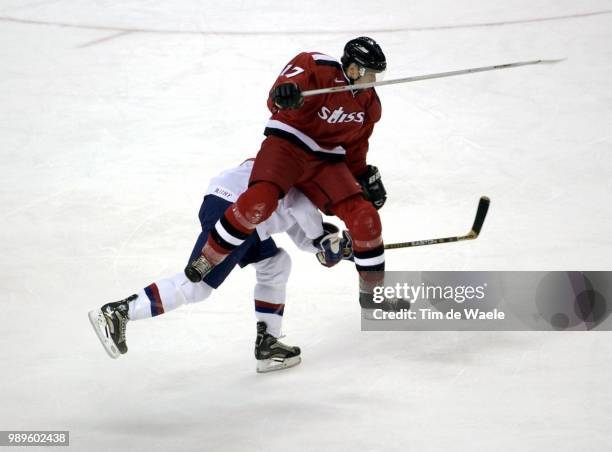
xmin=88 ymin=310 xmax=120 ymax=359
xmin=256 ymin=356 xmax=301 ymax=373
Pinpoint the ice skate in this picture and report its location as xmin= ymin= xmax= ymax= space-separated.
xmin=88 ymin=295 xmax=134 ymax=359
xmin=360 ymin=292 xmax=411 ymax=320
xmin=255 ymin=322 xmax=301 ymax=373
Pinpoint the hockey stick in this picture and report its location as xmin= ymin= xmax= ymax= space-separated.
xmin=384 ymin=196 xmax=490 ymax=250
xmin=302 ymin=59 xmax=565 ymax=97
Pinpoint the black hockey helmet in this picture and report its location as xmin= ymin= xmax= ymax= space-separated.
xmin=341 ymin=36 xmax=387 ymax=72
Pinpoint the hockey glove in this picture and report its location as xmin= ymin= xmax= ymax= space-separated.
xmin=340 ymin=230 xmax=354 ymax=261
xmin=357 ymin=165 xmax=387 ymax=210
xmin=271 ymin=82 xmax=304 ymax=110
xmin=314 ymin=223 xmax=343 ymax=267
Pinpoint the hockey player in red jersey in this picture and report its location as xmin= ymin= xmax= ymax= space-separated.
xmin=186 ymin=37 xmax=388 ymax=306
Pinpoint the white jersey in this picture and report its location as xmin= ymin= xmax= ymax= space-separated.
xmin=206 ymin=160 xmax=323 ymax=252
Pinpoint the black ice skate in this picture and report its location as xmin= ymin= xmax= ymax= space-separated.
xmin=255 ymin=322 xmax=301 ymax=373
xmin=88 ymin=295 xmax=135 ymax=359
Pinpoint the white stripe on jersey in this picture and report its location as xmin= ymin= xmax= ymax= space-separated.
xmin=354 ymin=254 xmax=385 ymax=267
xmin=214 ymin=220 xmax=245 ymax=247
xmin=311 ymin=53 xmax=338 ymax=63
xmin=266 ymin=119 xmax=346 ymax=156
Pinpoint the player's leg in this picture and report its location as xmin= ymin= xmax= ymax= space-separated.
xmin=253 ymin=249 xmax=289 ymax=338
xmin=332 ymin=195 xmax=385 ymax=307
xmin=88 ymin=273 xmax=216 ymax=358
xmin=239 ymin=237 xmax=301 ymax=372
xmin=299 ymin=162 xmax=385 ymax=306
xmin=89 ymin=195 xmax=256 ymax=359
xmin=252 ymin=248 xmax=301 ymax=372
xmin=186 ymin=136 xmax=308 ymax=281
xmin=127 ymin=273 xmax=214 ymax=321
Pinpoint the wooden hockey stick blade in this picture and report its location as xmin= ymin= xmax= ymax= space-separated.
xmin=384 ymin=196 xmax=490 ymax=250
xmin=469 ymin=196 xmax=491 ymax=237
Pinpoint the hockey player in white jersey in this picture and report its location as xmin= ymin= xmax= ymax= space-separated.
xmin=88 ymin=159 xmax=351 ymax=373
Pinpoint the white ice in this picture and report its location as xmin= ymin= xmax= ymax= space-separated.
xmin=1 ymin=1 xmax=612 ymax=451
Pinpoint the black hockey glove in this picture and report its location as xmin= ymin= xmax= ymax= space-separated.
xmin=357 ymin=165 xmax=387 ymax=210
xmin=314 ymin=223 xmax=343 ymax=268
xmin=271 ymin=82 xmax=304 ymax=110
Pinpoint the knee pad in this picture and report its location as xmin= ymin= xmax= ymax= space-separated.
xmin=335 ymin=196 xmax=382 ymax=244
xmin=236 ymin=181 xmax=281 ymax=225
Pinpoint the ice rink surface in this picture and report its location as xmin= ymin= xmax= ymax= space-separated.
xmin=1 ymin=1 xmax=612 ymax=450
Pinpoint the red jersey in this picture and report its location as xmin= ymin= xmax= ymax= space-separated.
xmin=264 ymin=52 xmax=382 ymax=177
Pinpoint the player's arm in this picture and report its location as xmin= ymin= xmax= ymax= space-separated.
xmin=345 ymin=122 xmax=373 ymax=177
xmin=346 ymin=96 xmax=387 ymax=210
xmin=285 ymin=223 xmax=352 ymax=268
xmin=346 ymin=134 xmax=388 ymax=210
xmin=283 ymin=190 xmax=352 ymax=267
xmin=345 ymin=90 xmax=382 ymax=175
xmin=285 ymin=224 xmax=320 ymax=253
xmin=267 ymin=53 xmax=317 ymax=112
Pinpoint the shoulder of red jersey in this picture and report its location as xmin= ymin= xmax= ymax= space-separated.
xmin=308 ymin=52 xmax=343 ymax=70
xmin=288 ymin=52 xmax=343 ymax=72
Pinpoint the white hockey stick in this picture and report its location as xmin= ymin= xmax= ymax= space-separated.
xmin=302 ymin=58 xmax=565 ymax=97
